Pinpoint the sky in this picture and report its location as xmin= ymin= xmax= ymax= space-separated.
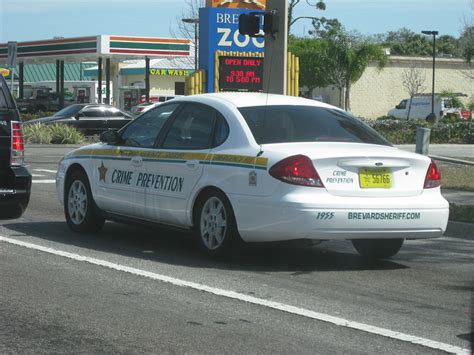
xmin=0 ymin=0 xmax=472 ymax=43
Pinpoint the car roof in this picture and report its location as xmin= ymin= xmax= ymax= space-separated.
xmin=172 ymin=92 xmax=339 ymax=110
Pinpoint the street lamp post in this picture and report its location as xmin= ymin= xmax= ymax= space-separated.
xmin=421 ymin=30 xmax=439 ymax=122
xmin=182 ymin=18 xmax=199 ymax=71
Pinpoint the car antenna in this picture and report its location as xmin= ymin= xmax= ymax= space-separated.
xmin=259 ymin=12 xmax=277 ymax=158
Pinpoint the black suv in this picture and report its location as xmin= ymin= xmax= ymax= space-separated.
xmin=0 ymin=75 xmax=31 ymax=219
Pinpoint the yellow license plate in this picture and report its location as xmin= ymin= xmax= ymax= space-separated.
xmin=359 ymin=168 xmax=392 ymax=188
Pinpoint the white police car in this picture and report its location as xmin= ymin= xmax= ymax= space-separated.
xmin=56 ymin=93 xmax=449 ymax=258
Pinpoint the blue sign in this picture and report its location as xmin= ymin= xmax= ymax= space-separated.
xmin=199 ymin=7 xmax=264 ymax=93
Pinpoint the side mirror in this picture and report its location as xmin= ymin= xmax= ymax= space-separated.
xmin=395 ymin=105 xmax=401 ymax=109
xmin=100 ymin=130 xmax=120 ymax=145
xmin=74 ymin=113 xmax=81 ymax=120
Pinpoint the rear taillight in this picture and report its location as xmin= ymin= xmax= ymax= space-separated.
xmin=424 ymin=159 xmax=441 ymax=189
xmin=269 ymin=154 xmax=324 ymax=187
xmin=11 ymin=121 xmax=25 ymax=166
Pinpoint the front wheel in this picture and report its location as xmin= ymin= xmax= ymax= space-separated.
xmin=351 ymin=238 xmax=404 ymax=259
xmin=194 ymin=191 xmax=239 ymax=257
xmin=65 ymin=170 xmax=105 ymax=233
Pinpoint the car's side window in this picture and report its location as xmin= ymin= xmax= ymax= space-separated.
xmin=162 ymin=103 xmax=216 ymax=150
xmin=120 ymin=103 xmax=179 ymax=148
xmin=212 ymin=114 xmax=229 ymax=148
xmin=81 ymin=107 xmax=105 ymax=118
xmin=107 ymin=109 xmax=126 ymax=117
xmin=398 ymin=100 xmax=407 ymax=110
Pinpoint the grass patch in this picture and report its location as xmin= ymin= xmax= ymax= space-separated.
xmin=24 ymin=123 xmax=85 ymax=144
xmin=438 ymin=162 xmax=474 ymax=192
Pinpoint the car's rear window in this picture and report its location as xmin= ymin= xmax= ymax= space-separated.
xmin=0 ymin=77 xmax=15 ymax=109
xmin=239 ymin=105 xmax=391 ymax=146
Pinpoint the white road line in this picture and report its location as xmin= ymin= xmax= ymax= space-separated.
xmin=0 ymin=236 xmax=469 ymax=355
xmin=32 ymin=174 xmax=45 ymax=177
xmin=32 ymin=180 xmax=56 ymax=184
xmin=32 ymin=169 xmax=57 ymax=174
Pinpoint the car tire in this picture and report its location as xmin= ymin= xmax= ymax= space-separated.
xmin=194 ymin=190 xmax=239 ymax=257
xmin=65 ymin=170 xmax=105 ymax=233
xmin=351 ymin=238 xmax=404 ymax=259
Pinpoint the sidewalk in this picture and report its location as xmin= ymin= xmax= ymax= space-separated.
xmin=396 ymin=144 xmax=474 ymax=159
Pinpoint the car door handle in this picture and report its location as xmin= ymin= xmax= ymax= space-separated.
xmin=186 ymin=160 xmax=199 ymax=170
xmin=131 ymin=156 xmax=143 ymax=167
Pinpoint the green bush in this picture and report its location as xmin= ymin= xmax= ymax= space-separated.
xmin=366 ymin=120 xmax=473 ymax=144
xmin=48 ymin=124 xmax=86 ymax=144
xmin=23 ymin=124 xmax=53 ymax=144
xmin=376 ymin=115 xmax=399 ymax=121
xmin=24 ymin=123 xmax=85 ymax=144
xmin=441 ymin=112 xmax=462 ymax=124
xmin=467 ymin=98 xmax=474 ymax=112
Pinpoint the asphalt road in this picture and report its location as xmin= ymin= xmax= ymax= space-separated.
xmin=0 ymin=146 xmax=472 ymax=354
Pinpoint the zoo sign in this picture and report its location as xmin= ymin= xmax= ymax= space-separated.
xmin=199 ymin=7 xmax=264 ymax=92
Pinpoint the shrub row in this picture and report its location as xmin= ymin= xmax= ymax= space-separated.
xmin=22 ymin=116 xmax=473 ymax=145
xmin=23 ymin=123 xmax=86 ymax=144
xmin=365 ymin=119 xmax=473 ymax=144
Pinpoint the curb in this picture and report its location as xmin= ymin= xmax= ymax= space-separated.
xmin=445 ymin=220 xmax=474 ymax=240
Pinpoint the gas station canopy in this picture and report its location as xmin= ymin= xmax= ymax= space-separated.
xmin=0 ymin=35 xmax=191 ymax=64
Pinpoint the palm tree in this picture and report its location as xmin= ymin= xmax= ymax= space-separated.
xmin=323 ymin=39 xmax=386 ymax=111
xmin=343 ymin=43 xmax=387 ymax=111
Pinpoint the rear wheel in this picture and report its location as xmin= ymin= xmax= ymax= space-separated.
xmin=351 ymin=238 xmax=404 ymax=259
xmin=194 ymin=190 xmax=239 ymax=257
xmin=65 ymin=170 xmax=104 ymax=233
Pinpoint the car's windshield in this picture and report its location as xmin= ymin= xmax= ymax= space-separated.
xmin=53 ymin=105 xmax=84 ymax=117
xmin=239 ymin=105 xmax=391 ymax=146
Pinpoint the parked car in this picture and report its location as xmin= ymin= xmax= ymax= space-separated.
xmin=130 ymin=102 xmax=156 ymax=115
xmin=0 ymin=75 xmax=31 ymax=219
xmin=133 ymin=96 xmax=180 ymax=115
xmin=388 ymin=94 xmax=469 ymax=120
xmin=56 ymin=93 xmax=449 ymax=259
xmin=24 ymin=104 xmax=133 ymax=135
xmin=137 ymin=94 xmax=180 ymax=104
xmin=16 ymin=90 xmax=74 ymax=113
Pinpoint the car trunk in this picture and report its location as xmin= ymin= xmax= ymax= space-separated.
xmin=264 ymin=142 xmax=431 ymax=197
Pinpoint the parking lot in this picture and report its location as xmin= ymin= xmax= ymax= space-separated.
xmin=0 ymin=145 xmax=472 ymax=353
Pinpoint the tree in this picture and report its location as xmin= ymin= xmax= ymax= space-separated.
xmin=437 ymin=35 xmax=461 ymax=57
xmin=170 ymin=0 xmax=205 ymax=69
xmin=288 ymin=0 xmax=326 ymax=34
xmin=401 ymin=63 xmax=426 ymax=119
xmin=311 ymin=21 xmax=387 ymax=110
xmin=290 ymin=20 xmax=387 ymax=110
xmin=383 ymin=28 xmax=433 ymax=56
xmin=341 ymin=43 xmax=387 ymax=110
xmin=460 ymin=0 xmax=474 ymax=80
xmin=289 ymin=37 xmax=332 ymax=93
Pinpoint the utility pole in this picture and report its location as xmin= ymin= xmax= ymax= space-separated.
xmin=263 ymin=0 xmax=288 ymax=95
xmin=421 ymin=30 xmax=438 ymax=123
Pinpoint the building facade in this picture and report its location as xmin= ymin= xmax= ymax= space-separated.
xmin=311 ymin=56 xmax=473 ymax=119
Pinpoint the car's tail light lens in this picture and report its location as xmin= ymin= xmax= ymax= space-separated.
xmin=269 ymin=154 xmax=324 ymax=187
xmin=11 ymin=121 xmax=25 ymax=166
xmin=424 ymin=159 xmax=441 ymax=188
